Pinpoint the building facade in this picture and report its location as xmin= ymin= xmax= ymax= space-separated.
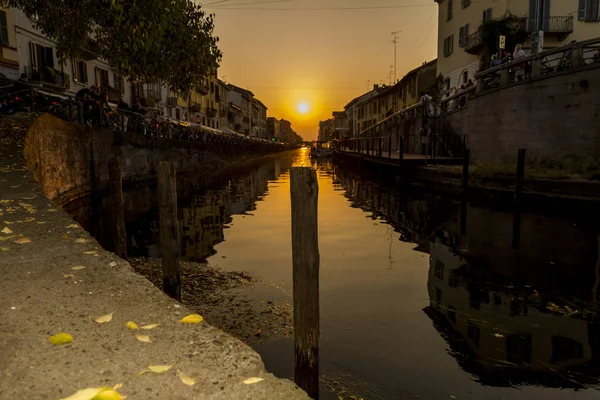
xmin=435 ymin=0 xmax=600 ymax=92
xmin=266 ymin=117 xmax=280 ymax=141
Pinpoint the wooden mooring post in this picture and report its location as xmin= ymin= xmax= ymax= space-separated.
xmin=512 ymin=149 xmax=526 ymax=250
xmin=157 ymin=161 xmax=182 ymax=301
xmin=108 ymin=156 xmax=127 ymax=258
xmin=290 ymin=167 xmax=320 ymax=399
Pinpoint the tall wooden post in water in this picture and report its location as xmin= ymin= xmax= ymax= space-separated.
xmin=157 ymin=161 xmax=181 ymax=301
xmin=109 ymin=156 xmax=127 ymax=258
xmin=290 ymin=167 xmax=320 ymax=399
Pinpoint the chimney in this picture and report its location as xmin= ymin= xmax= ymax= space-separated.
xmin=374 ymin=84 xmax=379 ymax=90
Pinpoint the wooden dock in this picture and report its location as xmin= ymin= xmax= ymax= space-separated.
xmin=335 ymin=148 xmax=463 ymax=168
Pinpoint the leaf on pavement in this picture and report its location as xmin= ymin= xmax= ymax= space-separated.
xmin=177 ymin=369 xmax=196 ymax=386
xmin=74 ymin=238 xmax=86 ymax=243
xmin=14 ymin=237 xmax=31 ymax=244
xmin=180 ymin=314 xmax=203 ymax=324
xmin=49 ymin=332 xmax=73 ymax=345
xmin=0 ymin=235 xmax=16 ymax=241
xmin=94 ymin=312 xmax=114 ymax=324
xmin=59 ymin=387 xmax=103 ymax=400
xmin=67 ymin=224 xmax=81 ymax=229
xmin=63 ymin=274 xmax=75 ymax=278
xmin=140 ymin=324 xmax=160 ymax=330
xmin=137 ymin=364 xmax=174 ymax=377
xmin=135 ymin=335 xmax=152 ymax=343
xmin=125 ymin=321 xmax=139 ymax=330
xmin=84 ymin=251 xmax=97 ymax=255
xmin=0 ymin=247 xmax=9 ymax=251
xmin=1 ymin=227 xmax=12 ymax=234
xmin=23 ymin=217 xmax=35 ymax=222
xmin=243 ymin=377 xmax=264 ymax=385
xmin=72 ymin=266 xmax=86 ymax=271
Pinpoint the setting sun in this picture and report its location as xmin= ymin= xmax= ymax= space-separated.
xmin=297 ymin=102 xmax=309 ymax=114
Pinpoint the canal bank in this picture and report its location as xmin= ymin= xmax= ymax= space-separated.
xmin=0 ymin=114 xmax=308 ymax=399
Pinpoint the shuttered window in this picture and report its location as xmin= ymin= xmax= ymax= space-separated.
xmin=72 ymin=60 xmax=88 ymax=84
xmin=444 ymin=35 xmax=454 ymax=57
xmin=579 ymin=0 xmax=600 ymax=21
xmin=0 ymin=11 xmax=9 ymax=46
xmin=459 ymin=24 xmax=470 ymax=47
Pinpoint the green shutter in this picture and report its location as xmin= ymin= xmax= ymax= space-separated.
xmin=0 ymin=11 xmax=9 ymax=46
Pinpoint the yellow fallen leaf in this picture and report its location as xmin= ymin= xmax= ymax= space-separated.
xmin=3 ymin=221 xmax=13 ymax=225
xmin=59 ymin=387 xmax=103 ymax=400
xmin=94 ymin=313 xmax=114 ymax=324
xmin=72 ymin=266 xmax=86 ymax=271
xmin=67 ymin=224 xmax=81 ymax=229
xmin=36 ymin=221 xmax=46 ymax=224
xmin=84 ymin=251 xmax=97 ymax=255
xmin=1 ymin=227 xmax=12 ymax=234
xmin=135 ymin=335 xmax=152 ymax=343
xmin=60 ymin=387 xmax=125 ymax=400
xmin=148 ymin=365 xmax=173 ymax=373
xmin=61 ymin=235 xmax=69 ymax=239
xmin=64 ymin=274 xmax=75 ymax=278
xmin=125 ymin=321 xmax=139 ymax=330
xmin=140 ymin=324 xmax=160 ymax=330
xmin=21 ymin=196 xmax=36 ymax=200
xmin=243 ymin=377 xmax=264 ymax=385
xmin=0 ymin=247 xmax=8 ymax=251
xmin=48 ymin=209 xmax=58 ymax=212
xmin=0 ymin=235 xmax=16 ymax=241
xmin=137 ymin=364 xmax=174 ymax=377
xmin=74 ymin=238 xmax=86 ymax=243
xmin=23 ymin=217 xmax=35 ymax=222
xmin=180 ymin=314 xmax=203 ymax=324
xmin=177 ymin=369 xmax=196 ymax=386
xmin=49 ymin=332 xmax=73 ymax=345
xmin=14 ymin=237 xmax=31 ymax=244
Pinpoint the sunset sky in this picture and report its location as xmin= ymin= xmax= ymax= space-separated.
xmin=207 ymin=0 xmax=438 ymax=141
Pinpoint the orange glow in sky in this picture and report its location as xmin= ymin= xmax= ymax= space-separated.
xmin=208 ymin=0 xmax=438 ymax=140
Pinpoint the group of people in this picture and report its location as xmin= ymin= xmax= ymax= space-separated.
xmin=75 ymin=86 xmax=112 ymax=127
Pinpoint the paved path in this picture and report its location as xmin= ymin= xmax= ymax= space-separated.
xmin=0 ymin=114 xmax=308 ymax=400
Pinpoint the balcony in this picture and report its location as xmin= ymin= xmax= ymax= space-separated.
xmin=526 ymin=16 xmax=574 ymax=40
xmin=167 ymin=97 xmax=177 ymax=107
xmin=460 ymin=30 xmax=484 ymax=55
xmin=461 ymin=0 xmax=470 ymax=8
xmin=206 ymin=107 xmax=217 ymax=118
xmin=26 ymin=66 xmax=70 ymax=90
xmin=195 ymin=84 xmax=209 ymax=95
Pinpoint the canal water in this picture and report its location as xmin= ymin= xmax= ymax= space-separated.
xmin=71 ymin=149 xmax=600 ymax=399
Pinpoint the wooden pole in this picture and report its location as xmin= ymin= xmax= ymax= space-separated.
xmin=512 ymin=149 xmax=526 ymax=249
xmin=462 ymin=148 xmax=470 ymax=193
xmin=157 ymin=161 xmax=181 ymax=301
xmin=290 ymin=167 xmax=320 ymax=399
xmin=108 ymin=156 xmax=127 ymax=259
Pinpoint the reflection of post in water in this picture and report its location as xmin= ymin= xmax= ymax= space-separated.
xmin=512 ymin=149 xmax=526 ymax=250
xmin=290 ymin=167 xmax=320 ymax=399
xmin=108 ymin=156 xmax=127 ymax=258
xmin=460 ymin=149 xmax=470 ymax=235
xmin=157 ymin=161 xmax=182 ymax=301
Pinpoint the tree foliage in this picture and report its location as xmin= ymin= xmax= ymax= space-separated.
xmin=1 ymin=0 xmax=222 ymax=93
xmin=480 ymin=14 xmax=529 ymax=58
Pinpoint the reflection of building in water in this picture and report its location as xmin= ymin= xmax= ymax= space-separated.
xmin=426 ymin=231 xmax=600 ymax=387
xmin=179 ymin=159 xmax=285 ymax=262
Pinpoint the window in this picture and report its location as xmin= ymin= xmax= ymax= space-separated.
xmin=551 ymin=336 xmax=584 ymax=364
xmin=113 ymin=73 xmax=125 ymax=95
xmin=483 ymin=8 xmax=493 ymax=22
xmin=443 ymin=35 xmax=454 ymax=57
xmin=579 ymin=0 xmax=600 ymax=21
xmin=30 ymin=42 xmax=54 ymax=76
xmin=434 ymin=260 xmax=444 ymax=280
xmin=434 ymin=287 xmax=442 ymax=308
xmin=72 ymin=60 xmax=88 ymax=84
xmin=176 ymin=108 xmax=180 ymax=120
xmin=447 ymin=306 xmax=457 ymax=324
xmin=447 ymin=0 xmax=453 ymax=20
xmin=461 ymin=0 xmax=471 ymax=8
xmin=95 ymin=67 xmax=109 ymax=88
xmin=459 ymin=24 xmax=470 ymax=47
xmin=467 ymin=321 xmax=480 ymax=346
xmin=0 ymin=11 xmax=9 ymax=46
xmin=507 ymin=334 xmax=532 ymax=365
xmin=448 ymin=271 xmax=458 ymax=288
xmin=462 ymin=70 xmax=469 ymax=84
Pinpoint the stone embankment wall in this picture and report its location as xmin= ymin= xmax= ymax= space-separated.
xmin=444 ymin=65 xmax=600 ymax=162
xmin=24 ymin=114 xmax=290 ymax=205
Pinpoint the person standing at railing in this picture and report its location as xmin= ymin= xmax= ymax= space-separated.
xmin=75 ymin=87 xmax=95 ymax=125
xmin=512 ymin=44 xmax=528 ymax=81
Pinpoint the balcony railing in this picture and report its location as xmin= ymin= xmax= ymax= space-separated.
xmin=25 ymin=66 xmax=70 ymax=89
xmin=167 ymin=97 xmax=177 ymax=107
xmin=460 ymin=30 xmax=484 ymax=54
xmin=207 ymin=108 xmax=217 ymax=118
xmin=526 ymin=16 xmax=574 ymax=37
xmin=461 ymin=0 xmax=471 ymax=8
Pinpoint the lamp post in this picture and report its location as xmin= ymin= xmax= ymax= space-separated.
xmin=391 ymin=31 xmax=402 ymax=83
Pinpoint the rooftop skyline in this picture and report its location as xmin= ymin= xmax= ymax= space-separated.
xmin=208 ymin=0 xmax=438 ymax=140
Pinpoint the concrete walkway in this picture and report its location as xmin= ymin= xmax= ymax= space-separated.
xmin=0 ymin=115 xmax=308 ymax=399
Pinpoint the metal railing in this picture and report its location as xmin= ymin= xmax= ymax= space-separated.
xmin=460 ymin=30 xmax=483 ymax=52
xmin=461 ymin=0 xmax=471 ymax=8
xmin=526 ymin=16 xmax=574 ymax=34
xmin=0 ymin=76 xmax=286 ymax=148
xmin=474 ymin=37 xmax=600 ymax=95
